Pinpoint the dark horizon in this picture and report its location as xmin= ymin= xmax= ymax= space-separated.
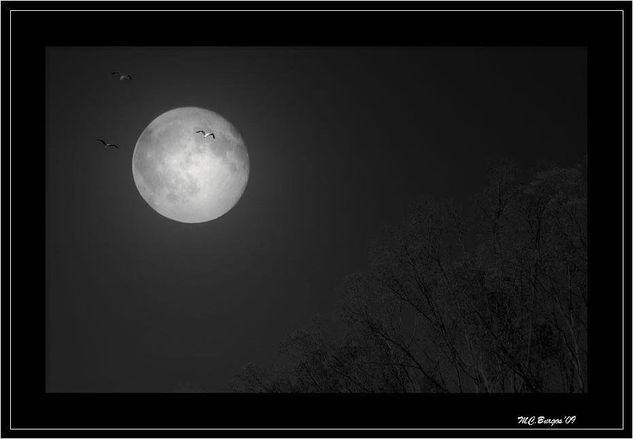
xmin=45 ymin=46 xmax=587 ymax=392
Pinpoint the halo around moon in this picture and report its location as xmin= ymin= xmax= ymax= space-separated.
xmin=132 ymin=107 xmax=249 ymax=223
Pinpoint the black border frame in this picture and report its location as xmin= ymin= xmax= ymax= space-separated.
xmin=2 ymin=2 xmax=631 ymax=436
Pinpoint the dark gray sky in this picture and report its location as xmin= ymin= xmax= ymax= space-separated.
xmin=45 ymin=47 xmax=586 ymax=392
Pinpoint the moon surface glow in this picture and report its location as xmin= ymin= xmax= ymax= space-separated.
xmin=132 ymin=107 xmax=249 ymax=223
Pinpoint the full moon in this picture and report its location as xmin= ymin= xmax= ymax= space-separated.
xmin=132 ymin=107 xmax=249 ymax=223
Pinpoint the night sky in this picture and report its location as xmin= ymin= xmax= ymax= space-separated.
xmin=45 ymin=47 xmax=587 ymax=392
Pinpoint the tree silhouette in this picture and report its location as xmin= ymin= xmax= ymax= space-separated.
xmin=234 ymin=162 xmax=587 ymax=393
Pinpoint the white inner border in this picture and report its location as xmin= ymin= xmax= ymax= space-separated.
xmin=7 ymin=8 xmax=627 ymax=432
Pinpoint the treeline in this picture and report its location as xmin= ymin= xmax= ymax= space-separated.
xmin=234 ymin=161 xmax=587 ymax=393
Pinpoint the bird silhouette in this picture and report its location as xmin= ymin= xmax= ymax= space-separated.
xmin=195 ymin=130 xmax=215 ymax=139
xmin=111 ymin=71 xmax=133 ymax=81
xmin=96 ymin=139 xmax=119 ymax=149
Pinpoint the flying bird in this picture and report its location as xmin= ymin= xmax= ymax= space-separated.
xmin=111 ymin=71 xmax=133 ymax=81
xmin=96 ymin=139 xmax=119 ymax=149
xmin=195 ymin=130 xmax=215 ymax=139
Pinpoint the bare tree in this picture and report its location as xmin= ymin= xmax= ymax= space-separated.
xmin=234 ymin=162 xmax=587 ymax=393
